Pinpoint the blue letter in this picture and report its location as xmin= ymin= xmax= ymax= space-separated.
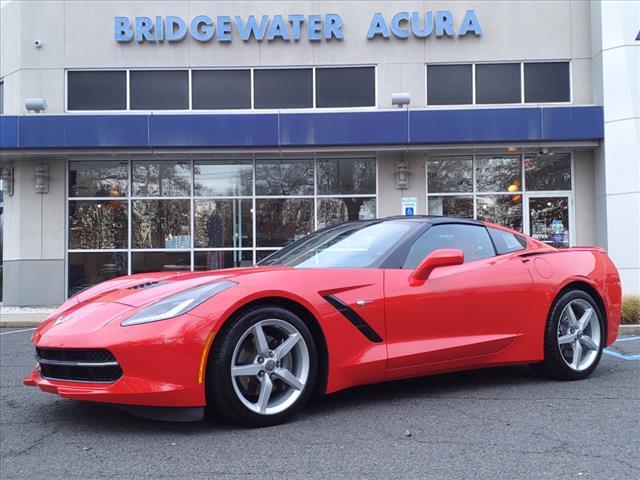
xmin=114 ymin=17 xmax=133 ymax=42
xmin=459 ymin=10 xmax=482 ymax=36
xmin=411 ymin=11 xmax=433 ymax=38
xmin=217 ymin=16 xmax=232 ymax=41
xmin=367 ymin=13 xmax=390 ymax=39
xmin=190 ymin=16 xmax=213 ymax=42
xmin=267 ymin=15 xmax=290 ymax=41
xmin=435 ymin=11 xmax=454 ymax=37
xmin=391 ymin=12 xmax=410 ymax=39
xmin=324 ymin=14 xmax=343 ymax=40
xmin=308 ymin=15 xmax=322 ymax=41
xmin=166 ymin=16 xmax=187 ymax=42
xmin=135 ymin=17 xmax=154 ymax=42
xmin=288 ymin=14 xmax=304 ymax=40
xmin=155 ymin=16 xmax=164 ymax=41
xmin=235 ymin=15 xmax=269 ymax=41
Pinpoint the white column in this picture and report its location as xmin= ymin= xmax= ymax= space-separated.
xmin=591 ymin=0 xmax=640 ymax=294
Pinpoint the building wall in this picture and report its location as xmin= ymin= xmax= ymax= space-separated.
xmin=1 ymin=0 xmax=595 ymax=114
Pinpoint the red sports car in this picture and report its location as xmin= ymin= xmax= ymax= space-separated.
xmin=24 ymin=217 xmax=622 ymax=426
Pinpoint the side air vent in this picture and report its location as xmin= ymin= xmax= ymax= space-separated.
xmin=322 ymin=294 xmax=383 ymax=343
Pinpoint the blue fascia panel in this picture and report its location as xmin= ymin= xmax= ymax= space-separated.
xmin=65 ymin=115 xmax=149 ymax=148
xmin=541 ymin=106 xmax=604 ymax=141
xmin=279 ymin=111 xmax=408 ymax=146
xmin=410 ymin=108 xmax=542 ymax=144
xmin=149 ymin=114 xmax=279 ymax=147
xmin=0 ymin=106 xmax=604 ymax=151
xmin=0 ymin=116 xmax=18 ymax=149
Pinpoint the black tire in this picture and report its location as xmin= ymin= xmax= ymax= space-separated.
xmin=534 ymin=289 xmax=604 ymax=381
xmin=206 ymin=306 xmax=317 ymax=427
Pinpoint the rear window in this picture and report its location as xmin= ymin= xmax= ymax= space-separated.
xmin=488 ymin=227 xmax=528 ymax=254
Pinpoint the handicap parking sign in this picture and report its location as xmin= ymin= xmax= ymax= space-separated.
xmin=401 ymin=197 xmax=417 ymax=216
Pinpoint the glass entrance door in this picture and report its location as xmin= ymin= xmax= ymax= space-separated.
xmin=525 ymin=194 xmax=572 ymax=248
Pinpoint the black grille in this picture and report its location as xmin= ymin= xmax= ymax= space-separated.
xmin=37 ymin=348 xmax=116 ymax=363
xmin=36 ymin=348 xmax=122 ymax=383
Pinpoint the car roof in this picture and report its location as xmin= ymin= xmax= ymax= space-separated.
xmin=375 ymin=215 xmax=485 ymax=226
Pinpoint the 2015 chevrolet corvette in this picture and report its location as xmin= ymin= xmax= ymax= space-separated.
xmin=24 ymin=217 xmax=622 ymax=426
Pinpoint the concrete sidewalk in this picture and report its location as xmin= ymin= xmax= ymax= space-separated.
xmin=1 ymin=309 xmax=640 ymax=336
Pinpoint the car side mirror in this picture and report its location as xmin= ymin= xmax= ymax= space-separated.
xmin=408 ymin=249 xmax=464 ymax=286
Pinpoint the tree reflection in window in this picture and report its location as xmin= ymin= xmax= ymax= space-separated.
xmin=132 ymin=200 xmax=191 ymax=249
xmin=68 ymin=201 xmax=128 ymax=249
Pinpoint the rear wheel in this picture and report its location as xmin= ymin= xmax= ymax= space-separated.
xmin=206 ymin=306 xmax=317 ymax=427
xmin=535 ymin=290 xmax=604 ymax=380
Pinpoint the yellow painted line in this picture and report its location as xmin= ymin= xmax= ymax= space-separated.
xmin=198 ymin=330 xmax=216 ymax=384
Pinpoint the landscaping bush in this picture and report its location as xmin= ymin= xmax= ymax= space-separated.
xmin=621 ymin=294 xmax=640 ymax=325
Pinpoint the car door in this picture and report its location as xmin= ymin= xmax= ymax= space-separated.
xmin=384 ymin=223 xmax=534 ymax=373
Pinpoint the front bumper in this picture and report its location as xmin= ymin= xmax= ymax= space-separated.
xmin=23 ymin=306 xmax=215 ymax=408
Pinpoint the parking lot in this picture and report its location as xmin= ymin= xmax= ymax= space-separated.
xmin=1 ymin=328 xmax=639 ymax=480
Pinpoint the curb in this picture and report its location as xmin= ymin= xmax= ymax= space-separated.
xmin=0 ymin=313 xmax=50 ymax=328
xmin=619 ymin=324 xmax=640 ymax=336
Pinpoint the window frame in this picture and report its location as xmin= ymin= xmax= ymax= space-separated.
xmin=64 ymin=65 xmax=378 ymax=113
xmin=65 ymin=157 xmax=378 ymax=297
xmin=425 ymin=151 xmax=575 ymax=244
xmin=425 ymin=60 xmax=572 ymax=108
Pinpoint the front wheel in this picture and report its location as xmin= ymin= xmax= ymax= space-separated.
xmin=535 ymin=290 xmax=604 ymax=380
xmin=206 ymin=306 xmax=317 ymax=427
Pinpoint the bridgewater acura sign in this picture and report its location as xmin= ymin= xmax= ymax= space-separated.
xmin=114 ymin=11 xmax=483 ymax=43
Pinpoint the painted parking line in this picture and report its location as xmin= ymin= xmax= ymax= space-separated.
xmin=603 ymin=349 xmax=640 ymax=361
xmin=615 ymin=336 xmax=640 ymax=343
xmin=0 ymin=327 xmax=36 ymax=336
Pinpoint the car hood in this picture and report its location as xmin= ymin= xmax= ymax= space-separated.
xmin=72 ymin=266 xmax=292 ymax=309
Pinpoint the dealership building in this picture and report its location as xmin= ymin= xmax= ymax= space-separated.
xmin=0 ymin=0 xmax=638 ymax=306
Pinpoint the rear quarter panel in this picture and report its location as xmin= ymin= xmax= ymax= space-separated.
xmin=524 ymin=249 xmax=621 ymax=347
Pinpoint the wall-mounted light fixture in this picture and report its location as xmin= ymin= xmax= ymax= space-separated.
xmin=391 ymin=92 xmax=411 ymax=108
xmin=0 ymin=165 xmax=14 ymax=196
xmin=34 ymin=164 xmax=49 ymax=194
xmin=25 ymin=98 xmax=47 ymax=113
xmin=395 ymin=159 xmax=409 ymax=189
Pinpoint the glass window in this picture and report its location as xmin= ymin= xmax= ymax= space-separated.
xmin=132 ymin=200 xmax=191 ymax=249
xmin=488 ymin=227 xmax=528 ymax=254
xmin=427 ymin=196 xmax=473 ymax=218
xmin=130 ymin=70 xmax=189 ymax=110
xmin=529 ymin=197 xmax=570 ymax=248
xmin=67 ymin=71 xmax=127 ymax=111
xmin=69 ymin=161 xmax=128 ymax=197
xmin=256 ymin=198 xmax=314 ymax=247
xmin=194 ymin=160 xmax=253 ymax=197
xmin=192 ymin=70 xmax=251 ymax=110
xmin=254 ymin=69 xmax=313 ymax=109
xmin=524 ymin=62 xmax=570 ymax=103
xmin=132 ymin=161 xmax=191 ymax=197
xmin=255 ymin=160 xmax=314 ymax=196
xmin=475 ymin=155 xmax=522 ymax=192
xmin=427 ymin=64 xmax=472 ymax=105
xmin=317 ymin=198 xmax=376 ymax=229
xmin=194 ymin=199 xmax=253 ymax=248
xmin=131 ymin=252 xmax=191 ymax=274
xmin=476 ymin=195 xmax=523 ymax=232
xmin=261 ymin=221 xmax=415 ymax=268
xmin=256 ymin=250 xmax=278 ymax=262
xmin=525 ymin=154 xmax=571 ymax=191
xmin=194 ymin=250 xmax=253 ymax=270
xmin=404 ymin=224 xmax=495 ymax=268
xmin=427 ymin=157 xmax=473 ymax=193
xmin=315 ymin=67 xmax=375 ymax=108
xmin=317 ymin=158 xmax=376 ymax=195
xmin=68 ymin=252 xmax=127 ymax=296
xmin=475 ymin=63 xmax=521 ymax=104
xmin=68 ymin=201 xmax=128 ymax=249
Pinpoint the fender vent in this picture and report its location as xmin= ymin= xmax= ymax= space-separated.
xmin=322 ymin=295 xmax=383 ymax=343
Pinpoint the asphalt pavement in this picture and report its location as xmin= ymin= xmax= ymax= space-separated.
xmin=1 ymin=328 xmax=639 ymax=480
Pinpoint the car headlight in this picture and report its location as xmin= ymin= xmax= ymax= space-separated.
xmin=121 ymin=280 xmax=236 ymax=326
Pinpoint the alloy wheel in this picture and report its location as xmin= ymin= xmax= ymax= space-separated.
xmin=557 ymin=298 xmax=601 ymax=372
xmin=230 ymin=319 xmax=310 ymax=415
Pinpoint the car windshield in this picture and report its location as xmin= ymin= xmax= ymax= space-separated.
xmin=259 ymin=221 xmax=415 ymax=268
